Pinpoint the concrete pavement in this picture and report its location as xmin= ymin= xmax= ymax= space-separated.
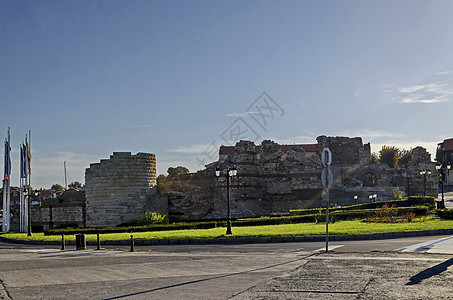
xmin=233 ymin=251 xmax=453 ymax=300
xmin=1 ymin=236 xmax=453 ymax=299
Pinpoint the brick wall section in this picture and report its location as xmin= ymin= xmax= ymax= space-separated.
xmin=85 ymin=152 xmax=165 ymax=227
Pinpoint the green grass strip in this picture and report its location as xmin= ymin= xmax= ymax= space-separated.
xmin=3 ymin=217 xmax=453 ymax=242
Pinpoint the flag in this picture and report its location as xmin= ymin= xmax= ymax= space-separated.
xmin=4 ymin=140 xmax=10 ymax=180
xmin=20 ymin=143 xmax=26 ymax=178
xmin=25 ymin=139 xmax=31 ymax=174
xmin=22 ymin=142 xmax=28 ymax=177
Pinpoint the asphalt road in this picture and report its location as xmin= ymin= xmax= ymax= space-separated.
xmin=1 ymin=235 xmax=453 ymax=300
xmin=1 ymin=193 xmax=452 ymax=299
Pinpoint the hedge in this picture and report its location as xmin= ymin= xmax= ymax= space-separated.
xmin=436 ymin=209 xmax=453 ymax=220
xmin=44 ymin=205 xmax=430 ymax=235
xmin=289 ymin=196 xmax=435 ymax=216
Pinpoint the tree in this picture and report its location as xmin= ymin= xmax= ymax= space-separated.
xmin=374 ymin=146 xmax=412 ymax=169
xmin=371 ymin=152 xmax=379 ymax=164
xmin=398 ymin=149 xmax=412 ymax=169
xmin=68 ymin=181 xmax=83 ymax=189
xmin=379 ymin=145 xmax=399 ymax=168
xmin=51 ymin=184 xmax=64 ymax=191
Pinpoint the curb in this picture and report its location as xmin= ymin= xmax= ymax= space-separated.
xmin=1 ymin=228 xmax=453 ymax=247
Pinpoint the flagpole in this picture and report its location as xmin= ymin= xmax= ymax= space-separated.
xmin=6 ymin=128 xmax=10 ymax=232
xmin=2 ymin=136 xmax=5 ymax=232
xmin=19 ymin=144 xmax=22 ymax=232
xmin=27 ymin=130 xmax=32 ymax=236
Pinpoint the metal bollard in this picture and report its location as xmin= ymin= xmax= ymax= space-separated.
xmin=130 ymin=234 xmax=134 ymax=252
xmin=96 ymin=233 xmax=101 ymax=250
xmin=61 ymin=234 xmax=65 ymax=250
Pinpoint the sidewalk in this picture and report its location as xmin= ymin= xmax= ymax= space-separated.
xmin=233 ymin=251 xmax=453 ymax=300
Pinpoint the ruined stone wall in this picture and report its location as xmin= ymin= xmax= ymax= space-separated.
xmin=85 ymin=152 xmax=166 ymax=227
xmin=30 ymin=190 xmax=86 ymax=231
xmin=31 ymin=203 xmax=85 ymax=230
xmin=161 ymin=140 xmax=325 ymax=220
xmin=161 ymin=137 xmax=437 ymax=221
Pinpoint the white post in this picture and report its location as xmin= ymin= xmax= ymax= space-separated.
xmin=19 ymin=158 xmax=22 ymax=232
xmin=27 ymin=130 xmax=32 ymax=236
xmin=6 ymin=128 xmax=10 ymax=232
xmin=2 ymin=179 xmax=6 ymax=232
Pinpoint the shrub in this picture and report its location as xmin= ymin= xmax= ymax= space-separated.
xmin=362 ymin=204 xmax=428 ymax=223
xmin=138 ymin=212 xmax=169 ymax=225
xmin=436 ymin=209 xmax=453 ymax=220
xmin=393 ymin=189 xmax=403 ymax=200
xmin=405 ymin=211 xmax=415 ymax=222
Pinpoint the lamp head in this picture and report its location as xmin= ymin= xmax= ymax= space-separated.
xmin=229 ymin=166 xmax=238 ymax=177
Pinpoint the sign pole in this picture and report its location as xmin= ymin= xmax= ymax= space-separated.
xmin=326 ymin=162 xmax=329 ymax=253
xmin=321 ymin=148 xmax=332 ymax=253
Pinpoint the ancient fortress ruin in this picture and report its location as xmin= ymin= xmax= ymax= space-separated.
xmin=84 ymin=152 xmax=166 ymax=227
xmin=160 ymin=136 xmax=436 ymax=221
xmin=31 ymin=136 xmax=438 ymax=228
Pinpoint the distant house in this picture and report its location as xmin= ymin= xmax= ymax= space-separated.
xmin=436 ymin=138 xmax=453 ymax=186
xmin=219 ymin=143 xmax=318 ymax=162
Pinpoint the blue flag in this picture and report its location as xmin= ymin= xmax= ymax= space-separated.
xmin=4 ymin=140 xmax=10 ymax=180
xmin=20 ymin=144 xmax=26 ymax=178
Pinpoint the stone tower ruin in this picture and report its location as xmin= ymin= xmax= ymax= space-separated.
xmin=84 ymin=152 xmax=165 ymax=227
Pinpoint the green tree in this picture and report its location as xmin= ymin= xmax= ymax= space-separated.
xmin=371 ymin=152 xmax=379 ymax=164
xmin=379 ymin=145 xmax=399 ymax=168
xmin=398 ymin=148 xmax=412 ymax=169
xmin=68 ymin=181 xmax=83 ymax=189
xmin=51 ymin=184 xmax=64 ymax=191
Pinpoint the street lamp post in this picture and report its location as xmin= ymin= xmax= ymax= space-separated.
xmin=215 ymin=166 xmax=237 ymax=235
xmin=354 ymin=195 xmax=358 ymax=205
xmin=436 ymin=163 xmax=451 ymax=209
xmin=403 ymin=173 xmax=413 ymax=198
xmin=420 ymin=170 xmax=432 ymax=197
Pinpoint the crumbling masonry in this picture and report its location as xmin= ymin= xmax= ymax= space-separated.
xmin=66 ymin=136 xmax=437 ymax=227
xmin=159 ymin=136 xmax=437 ymax=221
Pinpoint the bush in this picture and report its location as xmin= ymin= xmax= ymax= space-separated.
xmin=362 ymin=204 xmax=429 ymax=223
xmin=54 ymin=223 xmax=79 ymax=229
xmin=290 ymin=196 xmax=435 ymax=216
xmin=436 ymin=209 xmax=453 ymax=220
xmin=138 ymin=212 xmax=169 ymax=225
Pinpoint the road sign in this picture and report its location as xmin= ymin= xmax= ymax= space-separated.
xmin=321 ymin=148 xmax=332 ymax=167
xmin=321 ymin=168 xmax=333 ymax=187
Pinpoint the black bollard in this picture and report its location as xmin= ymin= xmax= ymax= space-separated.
xmin=96 ymin=233 xmax=101 ymax=250
xmin=61 ymin=234 xmax=65 ymax=250
xmin=130 ymin=234 xmax=134 ymax=252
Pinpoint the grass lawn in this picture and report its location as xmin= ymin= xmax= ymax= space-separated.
xmin=3 ymin=217 xmax=453 ymax=242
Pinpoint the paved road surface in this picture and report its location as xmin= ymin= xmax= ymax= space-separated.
xmin=1 ymin=235 xmax=453 ymax=299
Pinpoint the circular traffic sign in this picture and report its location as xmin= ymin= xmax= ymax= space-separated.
xmin=321 ymin=148 xmax=332 ymax=167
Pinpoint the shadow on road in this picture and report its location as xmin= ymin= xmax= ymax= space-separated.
xmin=406 ymin=258 xmax=453 ymax=285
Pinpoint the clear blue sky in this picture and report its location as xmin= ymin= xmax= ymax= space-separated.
xmin=1 ymin=0 xmax=453 ymax=188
